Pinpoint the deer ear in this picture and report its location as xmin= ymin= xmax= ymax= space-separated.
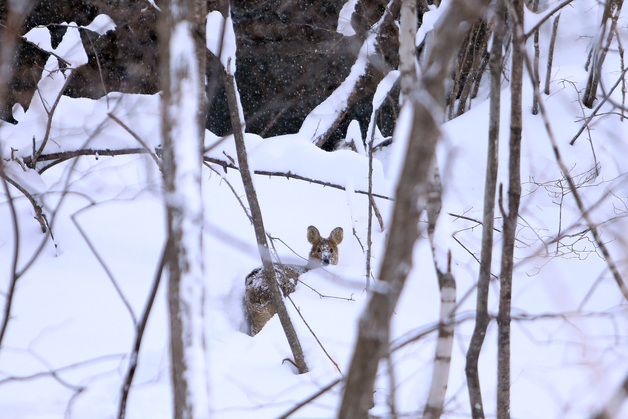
xmin=307 ymin=226 xmax=320 ymax=244
xmin=329 ymin=227 xmax=344 ymax=244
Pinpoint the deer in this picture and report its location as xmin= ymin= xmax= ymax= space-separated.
xmin=244 ymin=225 xmax=344 ymax=336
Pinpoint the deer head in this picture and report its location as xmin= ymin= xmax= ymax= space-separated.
xmin=307 ymin=225 xmax=344 ymax=267
xmin=244 ymin=225 xmax=344 ymax=335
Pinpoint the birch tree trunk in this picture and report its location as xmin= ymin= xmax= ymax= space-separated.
xmin=399 ymin=0 xmax=417 ymax=99
xmin=160 ymin=1 xmax=210 ymax=418
xmin=337 ymin=1 xmax=491 ymax=417
xmin=423 ymin=263 xmax=456 ymax=419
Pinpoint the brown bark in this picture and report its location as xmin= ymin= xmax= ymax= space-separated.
xmin=531 ymin=0 xmax=540 ymax=115
xmin=583 ymin=0 xmax=624 ymax=108
xmin=498 ymin=1 xmax=524 ymax=417
xmin=337 ymin=1 xmax=491 ymax=417
xmin=0 ymin=160 xmax=20 ymax=349
xmin=454 ymin=21 xmax=489 ymax=117
xmin=544 ymin=14 xmax=560 ymax=95
xmin=160 ymin=0 xmax=210 ymax=417
xmin=0 ymin=1 xmax=35 ymax=111
xmin=223 ymin=69 xmax=308 ymax=373
xmin=508 ymin=1 xmax=628 ymax=301
xmin=465 ymin=2 xmax=505 ymax=417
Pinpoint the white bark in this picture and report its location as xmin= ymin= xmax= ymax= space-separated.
xmin=161 ymin=1 xmax=210 ymax=418
xmin=399 ymin=0 xmax=418 ymax=99
xmin=423 ymin=270 xmax=456 ymax=419
xmin=337 ymin=1 xmax=491 ymax=417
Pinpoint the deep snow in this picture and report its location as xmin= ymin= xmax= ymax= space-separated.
xmin=0 ymin=1 xmax=627 ymax=418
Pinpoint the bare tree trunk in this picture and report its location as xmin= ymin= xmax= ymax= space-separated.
xmin=544 ymin=14 xmax=560 ymax=95
xmin=583 ymin=0 xmax=624 ymax=108
xmin=399 ymin=0 xmax=417 ymax=98
xmin=465 ymin=2 xmax=505 ymax=417
xmin=531 ymin=0 xmax=540 ymax=115
xmin=0 ymin=1 xmax=35 ymax=111
xmin=591 ymin=374 xmax=628 ymax=419
xmin=160 ymin=1 xmax=210 ymax=418
xmin=337 ymin=1 xmax=491 ymax=417
xmin=0 ymin=0 xmax=36 ymax=347
xmin=497 ymin=1 xmax=524 ymax=418
xmin=423 ymin=161 xmax=455 ymax=419
xmin=223 ymin=68 xmax=308 ymax=373
xmin=423 ymin=260 xmax=456 ymax=419
xmin=455 ymin=21 xmax=489 ymax=117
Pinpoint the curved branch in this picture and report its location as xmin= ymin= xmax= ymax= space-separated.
xmin=0 ymin=161 xmax=20 ymax=349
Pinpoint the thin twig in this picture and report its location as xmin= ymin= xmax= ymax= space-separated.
xmin=571 ymin=66 xmax=628 ymax=145
xmin=614 ymin=27 xmax=626 ymax=120
xmin=277 ymin=378 xmax=342 ymax=419
xmin=0 ymin=353 xmax=123 ymax=387
xmin=22 ymin=147 xmax=393 ymax=200
xmin=117 ymin=240 xmax=168 ymax=419
xmin=544 ymin=14 xmax=560 ymax=95
xmin=32 ymin=74 xmax=75 ymax=164
xmin=204 ymin=155 xmax=393 ymax=199
xmin=286 ymin=296 xmax=343 ymax=376
xmin=2 ymin=172 xmax=49 ymax=233
xmin=0 ymin=160 xmax=20 ymax=349
xmin=108 ymin=113 xmax=161 ymax=168
xmin=71 ymin=207 xmax=138 ymax=325
xmin=524 ymin=0 xmax=574 ymax=39
xmin=507 ymin=0 xmax=628 ymax=299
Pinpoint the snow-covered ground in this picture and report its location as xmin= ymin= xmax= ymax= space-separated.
xmin=1 ymin=1 xmax=626 ymax=418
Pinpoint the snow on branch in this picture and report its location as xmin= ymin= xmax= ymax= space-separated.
xmin=298 ymin=1 xmax=396 ymax=147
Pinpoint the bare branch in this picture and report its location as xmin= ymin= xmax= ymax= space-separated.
xmin=570 ymin=68 xmax=628 ymax=145
xmin=465 ymin=1 xmax=504 ymax=415
xmin=71 ymin=206 xmax=138 ymax=326
xmin=224 ymin=60 xmax=308 ymax=373
xmin=524 ymin=0 xmax=574 ymax=39
xmin=338 ymin=1 xmax=491 ymax=416
xmin=117 ymin=240 xmax=168 ymax=419
xmin=0 ymin=160 xmax=20 ymax=349
xmin=108 ymin=113 xmax=162 ymax=168
xmin=506 ymin=0 xmax=628 ymax=300
xmin=544 ymin=14 xmax=560 ymax=95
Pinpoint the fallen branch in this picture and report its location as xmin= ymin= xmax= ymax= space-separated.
xmin=17 ymin=146 xmax=394 ymax=201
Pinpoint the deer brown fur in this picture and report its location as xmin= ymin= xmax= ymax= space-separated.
xmin=244 ymin=226 xmax=343 ymax=335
